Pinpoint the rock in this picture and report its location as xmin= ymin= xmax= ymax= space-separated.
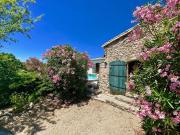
xmin=4 ymin=116 xmax=10 ymax=123
xmin=0 ymin=111 xmax=3 ymax=116
xmin=21 ymin=126 xmax=30 ymax=135
xmin=29 ymin=102 xmax=34 ymax=109
xmin=4 ymin=112 xmax=12 ymax=117
xmin=28 ymin=110 xmax=34 ymax=114
xmin=25 ymin=126 xmax=36 ymax=135
xmin=48 ymin=107 xmax=55 ymax=111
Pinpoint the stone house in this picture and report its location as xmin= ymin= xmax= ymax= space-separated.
xmin=99 ymin=27 xmax=144 ymax=95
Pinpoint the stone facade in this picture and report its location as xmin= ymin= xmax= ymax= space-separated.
xmin=99 ymin=62 xmax=109 ymax=93
xmin=99 ymin=30 xmax=144 ymax=94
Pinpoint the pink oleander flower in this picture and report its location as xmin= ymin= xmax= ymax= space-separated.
xmin=52 ymin=75 xmax=61 ymax=84
xmin=158 ymin=112 xmax=166 ymax=119
xmin=169 ymin=81 xmax=180 ymax=93
xmin=162 ymin=6 xmax=169 ymax=15
xmin=150 ymin=47 xmax=157 ymax=52
xmin=170 ymin=82 xmax=177 ymax=90
xmin=140 ymin=52 xmax=149 ymax=61
xmin=172 ymin=116 xmax=180 ymax=124
xmin=165 ymin=64 xmax=171 ymax=71
xmin=163 ymin=1 xmax=180 ymax=18
xmin=149 ymin=114 xmax=159 ymax=120
xmin=137 ymin=99 xmax=155 ymax=120
xmin=167 ymin=0 xmax=180 ymax=9
xmin=160 ymin=71 xmax=168 ymax=77
xmin=155 ymin=103 xmax=161 ymax=108
xmin=170 ymin=74 xmax=179 ymax=82
xmin=128 ymin=26 xmax=143 ymax=41
xmin=48 ymin=69 xmax=54 ymax=76
xmin=137 ymin=112 xmax=145 ymax=119
xmin=127 ymin=80 xmax=135 ymax=90
xmin=155 ymin=109 xmax=160 ymax=115
xmin=133 ymin=4 xmax=163 ymax=24
xmin=143 ymin=104 xmax=152 ymax=112
xmin=158 ymin=128 xmax=162 ymax=132
xmin=153 ymin=127 xmax=162 ymax=132
xmin=157 ymin=43 xmax=172 ymax=53
xmin=166 ymin=55 xmax=172 ymax=59
xmin=138 ymin=110 xmax=147 ymax=117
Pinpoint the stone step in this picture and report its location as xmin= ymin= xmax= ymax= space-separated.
xmin=114 ymin=95 xmax=134 ymax=105
xmin=92 ymin=94 xmax=139 ymax=114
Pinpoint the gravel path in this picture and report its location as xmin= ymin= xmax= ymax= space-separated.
xmin=35 ymin=100 xmax=142 ymax=135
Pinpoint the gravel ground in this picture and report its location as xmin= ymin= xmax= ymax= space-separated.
xmin=34 ymin=100 xmax=142 ymax=135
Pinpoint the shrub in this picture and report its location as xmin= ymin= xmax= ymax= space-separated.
xmin=0 ymin=53 xmax=50 ymax=109
xmin=10 ymin=93 xmax=29 ymax=112
xmin=0 ymin=53 xmax=23 ymax=107
xmin=0 ymin=69 xmax=41 ymax=108
xmin=9 ymin=69 xmax=54 ymax=107
xmin=43 ymin=45 xmax=90 ymax=101
xmin=128 ymin=0 xmax=180 ymax=134
xmin=9 ymin=70 xmax=41 ymax=93
xmin=24 ymin=57 xmax=54 ymax=96
xmin=25 ymin=57 xmax=47 ymax=77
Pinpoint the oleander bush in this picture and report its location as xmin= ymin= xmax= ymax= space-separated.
xmin=43 ymin=45 xmax=91 ymax=101
xmin=128 ymin=0 xmax=180 ymax=134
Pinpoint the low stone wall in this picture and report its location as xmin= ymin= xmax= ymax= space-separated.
xmin=99 ymin=34 xmax=143 ymax=94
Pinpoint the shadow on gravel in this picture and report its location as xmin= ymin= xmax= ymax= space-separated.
xmin=0 ymin=94 xmax=91 ymax=135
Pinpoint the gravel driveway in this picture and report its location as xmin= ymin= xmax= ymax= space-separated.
xmin=35 ymin=100 xmax=142 ymax=135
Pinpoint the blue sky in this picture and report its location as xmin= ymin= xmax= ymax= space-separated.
xmin=2 ymin=0 xmax=150 ymax=61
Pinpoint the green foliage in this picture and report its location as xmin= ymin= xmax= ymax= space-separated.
xmin=0 ymin=53 xmax=23 ymax=88
xmin=0 ymin=53 xmax=35 ymax=107
xmin=9 ymin=70 xmax=38 ymax=92
xmin=0 ymin=0 xmax=41 ymax=47
xmin=0 ymin=53 xmax=23 ymax=107
xmin=10 ymin=93 xmax=29 ymax=112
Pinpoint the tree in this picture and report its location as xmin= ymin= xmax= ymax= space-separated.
xmin=0 ymin=53 xmax=23 ymax=106
xmin=0 ymin=0 xmax=41 ymax=47
xmin=0 ymin=53 xmax=23 ymax=89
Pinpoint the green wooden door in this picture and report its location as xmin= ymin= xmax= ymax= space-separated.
xmin=109 ymin=60 xmax=127 ymax=95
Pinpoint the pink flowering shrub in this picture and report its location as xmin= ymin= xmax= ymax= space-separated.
xmin=25 ymin=57 xmax=47 ymax=77
xmin=128 ymin=0 xmax=180 ymax=134
xmin=43 ymin=45 xmax=90 ymax=101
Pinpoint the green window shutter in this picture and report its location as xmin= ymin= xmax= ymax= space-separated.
xmin=109 ymin=60 xmax=127 ymax=95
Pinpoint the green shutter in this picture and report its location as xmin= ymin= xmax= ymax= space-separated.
xmin=109 ymin=60 xmax=127 ymax=95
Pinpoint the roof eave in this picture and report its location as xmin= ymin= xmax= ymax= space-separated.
xmin=101 ymin=26 xmax=137 ymax=48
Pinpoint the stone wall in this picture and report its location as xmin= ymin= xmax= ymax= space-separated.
xmin=99 ymin=34 xmax=143 ymax=94
xmin=99 ymin=62 xmax=109 ymax=93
